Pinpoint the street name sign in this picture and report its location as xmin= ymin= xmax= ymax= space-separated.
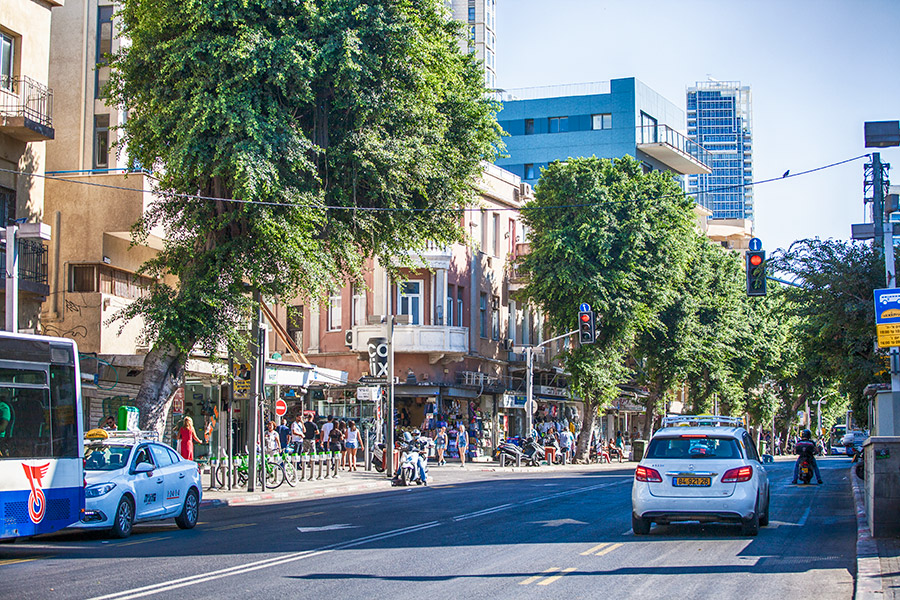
xmin=874 ymin=288 xmax=900 ymax=347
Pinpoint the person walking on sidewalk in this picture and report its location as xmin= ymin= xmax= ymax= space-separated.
xmin=276 ymin=417 xmax=290 ymax=451
xmin=178 ymin=416 xmax=202 ymax=461
xmin=328 ymin=422 xmax=344 ymax=463
xmin=345 ymin=421 xmax=363 ymax=471
xmin=615 ymin=432 xmax=624 ymax=463
xmin=457 ymin=423 xmax=468 ymax=468
xmin=290 ymin=414 xmax=304 ymax=452
xmin=302 ymin=414 xmax=318 ymax=454
xmin=320 ymin=415 xmax=335 ymax=450
xmin=435 ymin=426 xmax=448 ymax=466
xmin=265 ymin=421 xmax=281 ymax=454
xmin=338 ymin=420 xmax=349 ymax=468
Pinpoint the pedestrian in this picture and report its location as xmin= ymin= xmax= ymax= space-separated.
xmin=265 ymin=420 xmax=281 ymax=454
xmin=435 ymin=426 xmax=448 ymax=466
xmin=328 ymin=420 xmax=345 ymax=460
xmin=320 ymin=415 xmax=335 ymax=449
xmin=339 ymin=420 xmax=349 ymax=468
xmin=345 ymin=421 xmax=364 ymax=471
xmin=301 ymin=414 xmax=318 ymax=455
xmin=178 ymin=416 xmax=202 ymax=461
xmin=290 ymin=413 xmax=304 ymax=452
xmin=102 ymin=415 xmax=117 ymax=431
xmin=276 ymin=417 xmax=290 ymax=451
xmin=457 ymin=423 xmax=468 ymax=468
xmin=615 ymin=431 xmax=624 ymax=463
xmin=558 ymin=427 xmax=571 ymax=462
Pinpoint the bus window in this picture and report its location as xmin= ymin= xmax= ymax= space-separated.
xmin=50 ymin=364 xmax=78 ymax=457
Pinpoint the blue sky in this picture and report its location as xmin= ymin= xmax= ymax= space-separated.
xmin=495 ymin=0 xmax=900 ymax=253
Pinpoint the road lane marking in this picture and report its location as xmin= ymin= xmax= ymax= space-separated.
xmin=581 ymin=543 xmax=608 ymax=555
xmin=280 ymin=512 xmax=325 ymax=520
xmin=797 ymin=505 xmax=811 ymax=526
xmin=537 ymin=567 xmax=576 ymax=585
xmin=595 ymin=543 xmax=623 ymax=556
xmin=209 ymin=523 xmax=255 ymax=532
xmin=0 ymin=556 xmax=40 ymax=567
xmin=520 ymin=567 xmax=560 ymax=585
xmin=118 ymin=536 xmax=168 ymax=547
xmin=296 ymin=524 xmax=358 ymax=533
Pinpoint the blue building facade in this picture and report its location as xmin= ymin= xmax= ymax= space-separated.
xmin=685 ymin=81 xmax=753 ymax=221
xmin=495 ymin=78 xmax=710 ymax=186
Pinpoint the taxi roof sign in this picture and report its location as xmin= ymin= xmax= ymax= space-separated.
xmin=85 ymin=428 xmax=110 ymax=440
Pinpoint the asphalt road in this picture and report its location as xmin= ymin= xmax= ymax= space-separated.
xmin=0 ymin=456 xmax=856 ymax=599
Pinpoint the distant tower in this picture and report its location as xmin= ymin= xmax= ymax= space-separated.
xmin=447 ymin=0 xmax=497 ymax=90
xmin=686 ymin=81 xmax=754 ymax=223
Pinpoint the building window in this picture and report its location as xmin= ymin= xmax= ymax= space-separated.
xmin=457 ymin=287 xmax=464 ymax=329
xmin=640 ymin=111 xmax=658 ymax=143
xmin=493 ymin=213 xmax=500 ymax=257
xmin=524 ymin=119 xmax=534 ymax=135
xmin=70 ymin=265 xmax=97 ymax=293
xmin=524 ymin=164 xmax=535 ymax=180
xmin=287 ymin=305 xmax=304 ymax=349
xmin=327 ymin=293 xmax=341 ymax=331
xmin=446 ymin=289 xmax=453 ymax=327
xmin=592 ymin=113 xmax=612 ymax=130
xmin=399 ymin=280 xmax=422 ymax=325
xmin=468 ymin=5 xmax=475 ymax=22
xmin=69 ymin=263 xmax=155 ymax=299
xmin=479 ymin=293 xmax=488 ymax=338
xmin=548 ymin=117 xmax=568 ymax=133
xmin=491 ymin=295 xmax=500 ymax=340
xmin=480 ymin=210 xmax=488 ymax=252
xmin=94 ymin=114 xmax=110 ymax=169
xmin=0 ymin=32 xmax=13 ymax=91
xmin=0 ymin=186 xmax=15 ymax=226
xmin=96 ymin=6 xmax=114 ymax=98
xmin=351 ymin=284 xmax=366 ymax=326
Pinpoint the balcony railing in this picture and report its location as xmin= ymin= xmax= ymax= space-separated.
xmin=0 ymin=76 xmax=54 ymax=141
xmin=636 ymin=124 xmax=711 ymax=175
xmin=1 ymin=239 xmax=48 ymax=285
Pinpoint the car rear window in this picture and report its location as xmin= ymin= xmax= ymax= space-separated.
xmin=646 ymin=437 xmax=742 ymax=459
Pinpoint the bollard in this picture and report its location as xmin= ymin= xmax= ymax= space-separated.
xmin=323 ymin=451 xmax=332 ymax=479
xmin=331 ymin=452 xmax=339 ymax=478
xmin=316 ymin=452 xmax=324 ymax=480
xmin=299 ymin=453 xmax=308 ymax=481
xmin=500 ymin=454 xmax=506 ymax=468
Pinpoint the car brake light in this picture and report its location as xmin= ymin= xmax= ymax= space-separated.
xmin=680 ymin=434 xmax=707 ymax=438
xmin=721 ymin=465 xmax=753 ymax=483
xmin=635 ymin=465 xmax=662 ymax=482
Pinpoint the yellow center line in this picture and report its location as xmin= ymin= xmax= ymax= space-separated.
xmin=118 ymin=535 xmax=168 ymax=547
xmin=595 ymin=542 xmax=623 ymax=556
xmin=520 ymin=567 xmax=560 ymax=585
xmin=580 ymin=543 xmax=608 ymax=555
xmin=537 ymin=567 xmax=577 ymax=585
xmin=210 ymin=523 xmax=255 ymax=532
xmin=0 ymin=557 xmax=39 ymax=567
xmin=280 ymin=512 xmax=325 ymax=520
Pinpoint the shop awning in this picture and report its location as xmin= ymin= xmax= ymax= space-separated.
xmin=265 ymin=360 xmax=348 ymax=388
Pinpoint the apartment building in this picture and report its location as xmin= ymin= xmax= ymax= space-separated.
xmin=447 ymin=0 xmax=497 ymax=90
xmin=0 ymin=0 xmax=60 ymax=331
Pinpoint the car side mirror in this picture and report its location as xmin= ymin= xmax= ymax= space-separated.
xmin=134 ymin=462 xmax=154 ymax=475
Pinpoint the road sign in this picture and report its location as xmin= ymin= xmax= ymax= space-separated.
xmin=875 ymin=288 xmax=900 ymax=347
xmin=748 ymin=237 xmax=763 ymax=252
xmin=275 ymin=398 xmax=287 ymax=417
xmin=579 ymin=302 xmax=591 ymax=312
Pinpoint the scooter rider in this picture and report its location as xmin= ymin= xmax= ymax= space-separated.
xmin=792 ymin=429 xmax=823 ymax=485
xmin=395 ymin=431 xmax=431 ymax=485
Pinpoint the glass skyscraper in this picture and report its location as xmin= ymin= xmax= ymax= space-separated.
xmin=686 ymin=81 xmax=753 ymax=222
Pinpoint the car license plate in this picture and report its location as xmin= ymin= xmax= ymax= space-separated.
xmin=673 ymin=476 xmax=711 ymax=487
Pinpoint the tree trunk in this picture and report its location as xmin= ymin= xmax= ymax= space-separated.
xmin=135 ymin=341 xmax=187 ymax=440
xmin=641 ymin=398 xmax=657 ymax=441
xmin=574 ymin=400 xmax=597 ymax=462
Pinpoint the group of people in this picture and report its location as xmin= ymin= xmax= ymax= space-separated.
xmin=271 ymin=414 xmax=365 ymax=471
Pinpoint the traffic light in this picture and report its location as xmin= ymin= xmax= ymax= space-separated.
xmin=578 ymin=310 xmax=595 ymax=344
xmin=746 ymin=250 xmax=766 ymax=296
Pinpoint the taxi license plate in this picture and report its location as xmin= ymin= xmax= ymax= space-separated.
xmin=673 ymin=476 xmax=711 ymax=487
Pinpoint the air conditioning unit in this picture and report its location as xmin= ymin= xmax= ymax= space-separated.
xmin=520 ymin=182 xmax=532 ymax=197
xmin=491 ymin=296 xmax=499 ymax=310
xmin=502 ymin=338 xmax=514 ymax=351
xmin=344 ymin=329 xmax=354 ymax=347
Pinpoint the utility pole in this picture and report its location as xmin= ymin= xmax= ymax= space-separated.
xmin=247 ymin=289 xmax=262 ymax=492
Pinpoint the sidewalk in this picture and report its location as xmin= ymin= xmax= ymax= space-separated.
xmin=198 ymin=458 xmax=631 ymax=509
xmin=851 ymin=463 xmax=900 ymax=599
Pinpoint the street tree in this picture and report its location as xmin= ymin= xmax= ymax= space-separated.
xmin=106 ymin=0 xmax=502 ymax=433
xmin=770 ymin=239 xmax=888 ymax=424
xmin=515 ymin=156 xmax=696 ymax=460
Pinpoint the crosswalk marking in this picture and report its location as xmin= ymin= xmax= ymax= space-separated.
xmin=520 ymin=567 xmax=560 ymax=585
xmin=595 ymin=542 xmax=623 ymax=556
xmin=537 ymin=567 xmax=576 ymax=585
xmin=581 ymin=543 xmax=608 ymax=555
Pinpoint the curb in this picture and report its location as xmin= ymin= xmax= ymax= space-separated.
xmin=199 ymin=481 xmax=386 ymax=508
xmin=850 ymin=464 xmax=884 ymax=599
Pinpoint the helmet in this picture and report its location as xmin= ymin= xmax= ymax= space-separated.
xmin=801 ymin=429 xmax=812 ymax=440
xmin=402 ymin=431 xmax=413 ymax=443
xmin=412 ymin=429 xmax=421 ymax=438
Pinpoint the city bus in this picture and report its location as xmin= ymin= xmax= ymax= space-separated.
xmin=0 ymin=331 xmax=84 ymax=539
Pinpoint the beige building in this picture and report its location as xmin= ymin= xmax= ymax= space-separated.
xmin=447 ymin=0 xmax=497 ymax=90
xmin=0 ymin=0 xmax=61 ymax=331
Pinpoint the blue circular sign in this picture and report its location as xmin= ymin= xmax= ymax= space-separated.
xmin=579 ymin=303 xmax=591 ymax=312
xmin=749 ymin=237 xmax=763 ymax=252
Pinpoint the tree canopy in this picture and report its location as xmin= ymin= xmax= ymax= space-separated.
xmin=106 ymin=0 xmax=503 ymax=430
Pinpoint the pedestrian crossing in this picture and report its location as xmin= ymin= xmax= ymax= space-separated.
xmin=518 ymin=542 xmax=625 ymax=585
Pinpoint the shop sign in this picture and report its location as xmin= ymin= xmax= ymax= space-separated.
xmin=367 ymin=337 xmax=389 ymax=378
xmin=501 ymin=393 xmax=527 ymax=409
xmin=357 ymin=386 xmax=379 ymax=401
xmin=536 ymin=385 xmax=568 ymax=398
xmin=232 ymin=362 xmax=252 ymax=399
xmin=172 ymin=387 xmax=184 ymax=414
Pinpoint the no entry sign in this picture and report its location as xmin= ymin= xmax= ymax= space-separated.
xmin=275 ymin=398 xmax=288 ymax=417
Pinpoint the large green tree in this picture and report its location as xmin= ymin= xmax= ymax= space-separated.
xmin=107 ymin=0 xmax=502 ymax=432
xmin=516 ymin=156 xmax=696 ymax=460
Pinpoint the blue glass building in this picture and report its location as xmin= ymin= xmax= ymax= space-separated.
xmin=495 ymin=78 xmax=711 ymax=186
xmin=685 ymin=81 xmax=753 ymax=221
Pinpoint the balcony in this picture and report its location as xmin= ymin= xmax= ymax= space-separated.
xmin=636 ymin=124 xmax=711 ymax=175
xmin=0 ymin=239 xmax=49 ymax=296
xmin=0 ymin=77 xmax=54 ymax=142
xmin=401 ymin=240 xmax=452 ymax=269
xmin=350 ymin=324 xmax=468 ymax=364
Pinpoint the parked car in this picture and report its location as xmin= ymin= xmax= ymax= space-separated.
xmin=841 ymin=430 xmax=868 ymax=455
xmin=72 ymin=429 xmax=202 ymax=538
xmin=632 ymin=415 xmax=770 ymax=537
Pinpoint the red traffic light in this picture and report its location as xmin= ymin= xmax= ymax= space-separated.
xmin=749 ymin=254 xmax=763 ymax=267
xmin=580 ymin=313 xmax=590 ymax=322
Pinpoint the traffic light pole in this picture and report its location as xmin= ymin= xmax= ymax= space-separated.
xmin=525 ymin=329 xmax=578 ymax=438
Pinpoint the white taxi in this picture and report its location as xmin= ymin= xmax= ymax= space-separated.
xmin=632 ymin=415 xmax=770 ymax=536
xmin=73 ymin=429 xmax=202 ymax=538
